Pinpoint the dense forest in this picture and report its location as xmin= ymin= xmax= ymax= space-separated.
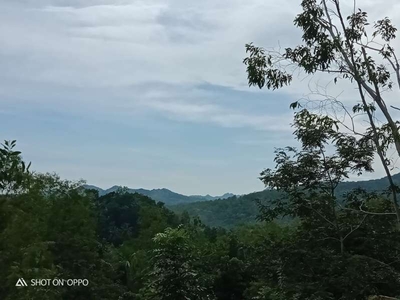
xmin=2 ymin=139 xmax=400 ymax=300
xmin=170 ymin=191 xmax=276 ymax=228
xmin=4 ymin=0 xmax=400 ymax=299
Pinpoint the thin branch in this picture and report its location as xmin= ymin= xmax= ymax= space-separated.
xmin=302 ymin=204 xmax=337 ymax=228
xmin=341 ymin=205 xmax=396 ymax=216
xmin=343 ymin=214 xmax=368 ymax=241
xmin=318 ymin=236 xmax=340 ymax=242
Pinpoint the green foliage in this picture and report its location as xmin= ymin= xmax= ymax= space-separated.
xmin=243 ymin=43 xmax=293 ymax=90
xmin=0 ymin=140 xmax=31 ymax=194
xmin=140 ymin=226 xmax=215 ymax=300
xmin=0 ymin=170 xmax=127 ymax=300
xmin=170 ymin=191 xmax=282 ymax=228
xmin=244 ymin=0 xmax=399 ymax=93
xmin=96 ymin=191 xmax=142 ymax=246
xmin=3 ymin=138 xmax=400 ymax=300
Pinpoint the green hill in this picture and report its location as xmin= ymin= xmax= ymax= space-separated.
xmin=169 ymin=173 xmax=400 ymax=228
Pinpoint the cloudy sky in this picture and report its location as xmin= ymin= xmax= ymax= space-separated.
xmin=1 ymin=0 xmax=399 ymax=195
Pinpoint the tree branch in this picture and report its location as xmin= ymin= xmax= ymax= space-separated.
xmin=343 ymin=214 xmax=368 ymax=241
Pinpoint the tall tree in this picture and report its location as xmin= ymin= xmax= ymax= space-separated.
xmin=243 ymin=0 xmax=400 ymax=223
xmin=141 ymin=226 xmax=215 ymax=300
xmin=257 ymin=109 xmax=381 ymax=254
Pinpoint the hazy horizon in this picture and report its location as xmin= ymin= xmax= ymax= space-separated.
xmin=85 ymin=170 xmax=396 ymax=197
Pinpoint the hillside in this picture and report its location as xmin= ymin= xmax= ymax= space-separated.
xmin=170 ymin=190 xmax=278 ymax=228
xmin=84 ymin=185 xmax=234 ymax=205
xmin=170 ymin=173 xmax=400 ymax=228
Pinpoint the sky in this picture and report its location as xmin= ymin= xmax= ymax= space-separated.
xmin=1 ymin=0 xmax=400 ymax=196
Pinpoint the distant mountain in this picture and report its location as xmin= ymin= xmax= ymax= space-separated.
xmin=336 ymin=173 xmax=400 ymax=193
xmin=85 ymin=174 xmax=400 ymax=227
xmin=169 ymin=173 xmax=400 ymax=228
xmin=189 ymin=193 xmax=235 ymax=201
xmin=83 ymin=185 xmax=235 ymax=205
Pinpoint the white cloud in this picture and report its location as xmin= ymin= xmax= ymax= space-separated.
xmin=142 ymin=99 xmax=293 ymax=132
xmin=0 ymin=0 xmax=300 ymax=88
xmin=2 ymin=0 xmax=400 ymax=194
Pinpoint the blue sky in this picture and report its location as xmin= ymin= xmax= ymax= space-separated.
xmin=1 ymin=0 xmax=399 ymax=195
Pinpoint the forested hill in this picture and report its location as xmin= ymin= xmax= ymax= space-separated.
xmin=170 ymin=173 xmax=400 ymax=228
xmin=337 ymin=173 xmax=400 ymax=193
xmin=84 ymin=185 xmax=234 ymax=205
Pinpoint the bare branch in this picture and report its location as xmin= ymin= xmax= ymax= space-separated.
xmin=343 ymin=214 xmax=368 ymax=241
xmin=302 ymin=204 xmax=337 ymax=228
xmin=341 ymin=205 xmax=396 ymax=216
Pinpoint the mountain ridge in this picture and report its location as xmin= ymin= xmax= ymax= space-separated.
xmin=169 ymin=172 xmax=400 ymax=228
xmin=83 ymin=184 xmax=235 ymax=205
xmin=85 ymin=173 xmax=400 ymax=208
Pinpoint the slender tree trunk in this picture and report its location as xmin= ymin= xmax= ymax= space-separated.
xmin=356 ymin=83 xmax=400 ymax=226
xmin=329 ymin=0 xmax=400 ymax=226
xmin=340 ymin=237 xmax=344 ymax=255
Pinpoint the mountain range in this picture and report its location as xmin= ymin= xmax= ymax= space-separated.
xmin=84 ymin=184 xmax=235 ymax=205
xmin=85 ymin=173 xmax=400 ymax=228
